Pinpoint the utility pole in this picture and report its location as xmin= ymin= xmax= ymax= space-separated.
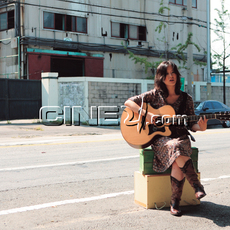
xmin=15 ymin=0 xmax=21 ymax=79
xmin=187 ymin=0 xmax=193 ymax=97
xmin=15 ymin=0 xmax=21 ymax=37
xmin=223 ymin=40 xmax=226 ymax=104
xmin=207 ymin=0 xmax=211 ymax=100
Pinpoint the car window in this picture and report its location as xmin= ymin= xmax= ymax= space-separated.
xmin=212 ymin=101 xmax=223 ymax=109
xmin=194 ymin=102 xmax=201 ymax=109
xmin=204 ymin=101 xmax=213 ymax=109
xmin=195 ymin=102 xmax=204 ymax=110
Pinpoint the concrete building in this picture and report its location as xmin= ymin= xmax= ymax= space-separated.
xmin=0 ymin=0 xmax=207 ymax=81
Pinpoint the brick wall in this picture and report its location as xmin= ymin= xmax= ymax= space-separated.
xmin=88 ymin=81 xmax=141 ymax=106
xmin=200 ymin=85 xmax=230 ymax=106
xmin=57 ymin=77 xmax=230 ymax=124
xmin=88 ymin=81 xmax=142 ymax=119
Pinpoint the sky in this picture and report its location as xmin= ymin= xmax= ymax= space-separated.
xmin=211 ymin=0 xmax=230 ymax=68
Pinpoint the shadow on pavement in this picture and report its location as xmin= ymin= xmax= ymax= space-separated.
xmin=181 ymin=202 xmax=230 ymax=227
xmin=153 ymin=201 xmax=230 ymax=227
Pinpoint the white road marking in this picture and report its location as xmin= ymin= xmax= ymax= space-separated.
xmin=0 ymin=137 xmax=124 ymax=148
xmin=201 ymin=175 xmax=230 ymax=181
xmin=0 ymin=174 xmax=229 ymax=216
xmin=0 ymin=138 xmax=71 ymax=146
xmin=0 ymin=190 xmax=134 ymax=216
xmin=0 ymin=155 xmax=139 ymax=172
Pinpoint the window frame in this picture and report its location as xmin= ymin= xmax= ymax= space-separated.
xmin=43 ymin=12 xmax=55 ymax=29
xmin=43 ymin=11 xmax=87 ymax=34
xmin=111 ymin=22 xmax=121 ymax=38
xmin=111 ymin=22 xmax=146 ymax=41
xmin=212 ymin=101 xmax=224 ymax=110
xmin=169 ymin=0 xmax=197 ymax=8
xmin=0 ymin=10 xmax=14 ymax=31
xmin=75 ymin=16 xmax=87 ymax=34
xmin=204 ymin=101 xmax=214 ymax=110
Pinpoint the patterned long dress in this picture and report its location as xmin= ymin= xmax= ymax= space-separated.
xmin=129 ymin=89 xmax=197 ymax=172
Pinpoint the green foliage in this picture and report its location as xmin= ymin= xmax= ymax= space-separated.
xmin=155 ymin=0 xmax=170 ymax=34
xmin=171 ymin=32 xmax=205 ymax=68
xmin=212 ymin=0 xmax=230 ymax=70
xmin=126 ymin=50 xmax=153 ymax=73
xmin=122 ymin=43 xmax=162 ymax=79
xmin=155 ymin=22 xmax=167 ymax=34
xmin=158 ymin=0 xmax=170 ymax=14
xmin=122 ymin=0 xmax=206 ymax=78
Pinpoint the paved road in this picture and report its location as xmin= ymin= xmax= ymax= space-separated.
xmin=0 ymin=120 xmax=230 ymax=229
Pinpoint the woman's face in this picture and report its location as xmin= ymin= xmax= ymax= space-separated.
xmin=163 ymin=65 xmax=177 ymax=87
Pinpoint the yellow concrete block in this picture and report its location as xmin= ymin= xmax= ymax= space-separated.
xmin=134 ymin=171 xmax=200 ymax=209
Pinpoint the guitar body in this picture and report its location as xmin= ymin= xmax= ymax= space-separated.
xmin=120 ymin=103 xmax=176 ymax=149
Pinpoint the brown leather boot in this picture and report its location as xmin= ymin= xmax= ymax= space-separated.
xmin=180 ymin=159 xmax=206 ymax=200
xmin=170 ymin=176 xmax=185 ymax=216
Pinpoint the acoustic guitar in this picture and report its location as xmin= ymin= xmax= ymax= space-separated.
xmin=120 ymin=103 xmax=230 ymax=149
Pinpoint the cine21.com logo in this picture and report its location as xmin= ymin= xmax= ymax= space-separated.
xmin=39 ymin=105 xmax=188 ymax=126
xmin=39 ymin=105 xmax=125 ymax=126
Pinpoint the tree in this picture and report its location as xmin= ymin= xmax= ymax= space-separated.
xmin=123 ymin=0 xmax=169 ymax=78
xmin=212 ymin=0 xmax=230 ymax=104
xmin=123 ymin=0 xmax=206 ymax=80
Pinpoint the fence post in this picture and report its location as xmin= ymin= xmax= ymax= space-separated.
xmin=194 ymin=82 xmax=201 ymax=101
xmin=41 ymin=72 xmax=59 ymax=107
xmin=5 ymin=79 xmax=9 ymax=120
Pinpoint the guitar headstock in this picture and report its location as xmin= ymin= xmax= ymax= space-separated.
xmin=216 ymin=111 xmax=230 ymax=121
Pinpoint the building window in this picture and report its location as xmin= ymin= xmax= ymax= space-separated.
xmin=76 ymin=17 xmax=87 ymax=33
xmin=44 ymin=12 xmax=54 ymax=29
xmin=111 ymin=22 xmax=146 ymax=41
xmin=43 ymin=12 xmax=87 ymax=33
xmin=55 ymin=13 xmax=65 ymax=30
xmin=169 ymin=0 xmax=197 ymax=8
xmin=0 ymin=10 xmax=14 ymax=31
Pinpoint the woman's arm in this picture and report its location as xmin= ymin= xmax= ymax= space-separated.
xmin=124 ymin=99 xmax=142 ymax=115
xmin=124 ymin=99 xmax=156 ymax=123
xmin=185 ymin=94 xmax=208 ymax=132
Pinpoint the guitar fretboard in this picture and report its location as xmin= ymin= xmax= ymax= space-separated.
xmin=161 ymin=113 xmax=217 ymax=125
xmin=187 ymin=113 xmax=217 ymax=122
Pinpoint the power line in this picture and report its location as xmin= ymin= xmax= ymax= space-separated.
xmin=5 ymin=0 xmax=230 ymax=33
xmin=1 ymin=1 xmax=230 ymax=36
xmin=55 ymin=0 xmax=208 ymax=24
xmin=9 ymin=0 xmax=207 ymax=28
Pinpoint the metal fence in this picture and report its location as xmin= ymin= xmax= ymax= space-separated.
xmin=0 ymin=79 xmax=41 ymax=120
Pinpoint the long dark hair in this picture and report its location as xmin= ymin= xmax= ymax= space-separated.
xmin=154 ymin=60 xmax=181 ymax=97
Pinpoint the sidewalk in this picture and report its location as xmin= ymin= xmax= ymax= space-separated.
xmin=0 ymin=119 xmax=121 ymax=140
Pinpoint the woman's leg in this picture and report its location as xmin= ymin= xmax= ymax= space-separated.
xmin=170 ymin=161 xmax=185 ymax=216
xmin=175 ymin=156 xmax=206 ymax=200
xmin=174 ymin=155 xmax=190 ymax=168
xmin=171 ymin=161 xmax=185 ymax=180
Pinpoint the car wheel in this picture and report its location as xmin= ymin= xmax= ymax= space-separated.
xmin=222 ymin=120 xmax=230 ymax=128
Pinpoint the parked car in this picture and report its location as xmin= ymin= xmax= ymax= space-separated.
xmin=194 ymin=100 xmax=230 ymax=128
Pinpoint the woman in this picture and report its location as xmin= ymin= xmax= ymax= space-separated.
xmin=124 ymin=60 xmax=207 ymax=216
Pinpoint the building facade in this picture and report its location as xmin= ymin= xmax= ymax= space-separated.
xmin=0 ymin=0 xmax=207 ymax=81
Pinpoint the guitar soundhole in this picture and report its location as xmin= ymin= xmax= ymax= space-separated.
xmin=155 ymin=119 xmax=163 ymax=126
xmin=148 ymin=124 xmax=166 ymax=135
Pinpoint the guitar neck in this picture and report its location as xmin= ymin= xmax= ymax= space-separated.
xmin=164 ymin=113 xmax=218 ymax=125
xmin=188 ymin=113 xmax=217 ymax=122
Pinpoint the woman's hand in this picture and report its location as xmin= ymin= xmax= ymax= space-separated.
xmin=197 ymin=116 xmax=208 ymax=131
xmin=124 ymin=100 xmax=158 ymax=125
xmin=145 ymin=112 xmax=159 ymax=125
xmin=192 ymin=115 xmax=208 ymax=131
